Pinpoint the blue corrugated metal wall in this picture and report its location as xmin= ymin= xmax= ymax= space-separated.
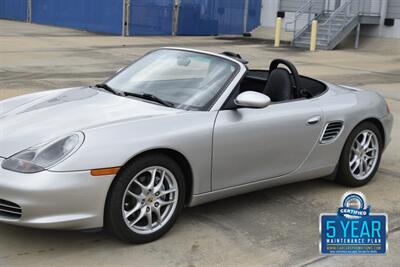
xmin=247 ymin=0 xmax=262 ymax=32
xmin=31 ymin=0 xmax=123 ymax=35
xmin=129 ymin=0 xmax=174 ymax=35
xmin=177 ymin=0 xmax=218 ymax=35
xmin=0 ymin=0 xmax=27 ymax=21
xmin=215 ymin=0 xmax=245 ymax=34
xmin=0 ymin=0 xmax=261 ymax=36
xmin=177 ymin=0 xmax=247 ymax=35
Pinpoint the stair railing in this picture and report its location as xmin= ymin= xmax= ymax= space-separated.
xmin=320 ymin=0 xmax=358 ymax=45
xmin=285 ymin=0 xmax=325 ymax=42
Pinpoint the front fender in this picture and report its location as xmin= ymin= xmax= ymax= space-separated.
xmin=51 ymin=111 xmax=218 ymax=195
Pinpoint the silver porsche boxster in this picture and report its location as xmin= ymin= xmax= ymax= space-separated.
xmin=0 ymin=48 xmax=393 ymax=243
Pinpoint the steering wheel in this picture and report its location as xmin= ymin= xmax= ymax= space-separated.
xmin=269 ymin=59 xmax=302 ymax=98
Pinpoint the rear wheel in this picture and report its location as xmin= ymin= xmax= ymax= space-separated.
xmin=105 ymin=153 xmax=185 ymax=243
xmin=336 ymin=122 xmax=383 ymax=187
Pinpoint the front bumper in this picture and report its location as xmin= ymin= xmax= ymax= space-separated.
xmin=0 ymin=158 xmax=114 ymax=230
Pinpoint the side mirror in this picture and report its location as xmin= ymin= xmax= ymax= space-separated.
xmin=234 ymin=91 xmax=271 ymax=109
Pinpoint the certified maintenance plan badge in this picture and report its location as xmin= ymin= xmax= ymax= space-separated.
xmin=320 ymin=192 xmax=388 ymax=254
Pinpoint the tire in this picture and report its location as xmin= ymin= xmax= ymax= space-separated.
xmin=105 ymin=153 xmax=185 ymax=243
xmin=336 ymin=121 xmax=383 ymax=187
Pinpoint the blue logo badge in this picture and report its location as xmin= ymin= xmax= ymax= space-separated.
xmin=320 ymin=192 xmax=387 ymax=254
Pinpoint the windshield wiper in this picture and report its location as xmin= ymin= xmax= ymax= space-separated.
xmin=124 ymin=92 xmax=175 ymax=108
xmin=94 ymin=84 xmax=174 ymax=108
xmin=94 ymin=83 xmax=125 ymax=96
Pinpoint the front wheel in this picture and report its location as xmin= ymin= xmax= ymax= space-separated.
xmin=336 ymin=121 xmax=383 ymax=187
xmin=105 ymin=153 xmax=185 ymax=243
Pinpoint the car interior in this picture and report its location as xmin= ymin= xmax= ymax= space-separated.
xmin=221 ymin=52 xmax=328 ymax=109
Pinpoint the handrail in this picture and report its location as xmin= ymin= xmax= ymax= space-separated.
xmin=288 ymin=0 xmax=382 ymax=47
xmin=291 ymin=0 xmax=325 ymax=41
xmin=293 ymin=12 xmax=323 ymax=39
xmin=321 ymin=0 xmax=354 ymax=26
xmin=285 ymin=0 xmax=313 ymax=27
xmin=321 ymin=0 xmax=357 ymax=45
xmin=294 ymin=0 xmax=313 ymax=20
xmin=284 ymin=0 xmax=312 ymax=31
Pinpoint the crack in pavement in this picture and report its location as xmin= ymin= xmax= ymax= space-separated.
xmin=0 ymin=237 xmax=108 ymax=260
xmin=378 ymin=168 xmax=400 ymax=178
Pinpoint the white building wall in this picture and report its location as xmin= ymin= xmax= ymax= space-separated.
xmin=260 ymin=0 xmax=400 ymax=39
xmin=363 ymin=19 xmax=400 ymax=38
xmin=362 ymin=0 xmax=400 ymax=38
xmin=261 ymin=0 xmax=280 ymax=28
xmin=387 ymin=0 xmax=400 ymax=19
xmin=260 ymin=0 xmax=307 ymax=31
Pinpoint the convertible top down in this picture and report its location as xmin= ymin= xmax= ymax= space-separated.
xmin=0 ymin=48 xmax=393 ymax=243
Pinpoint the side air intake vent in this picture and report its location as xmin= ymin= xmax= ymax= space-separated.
xmin=0 ymin=199 xmax=22 ymax=219
xmin=320 ymin=121 xmax=343 ymax=143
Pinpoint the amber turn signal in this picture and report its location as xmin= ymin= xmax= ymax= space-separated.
xmin=90 ymin=167 xmax=120 ymax=176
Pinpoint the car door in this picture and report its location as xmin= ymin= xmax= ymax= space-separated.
xmin=211 ymin=99 xmax=324 ymax=190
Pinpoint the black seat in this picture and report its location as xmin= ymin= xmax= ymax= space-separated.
xmin=263 ymin=68 xmax=293 ymax=102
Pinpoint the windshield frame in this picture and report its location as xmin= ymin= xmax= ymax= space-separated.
xmin=103 ymin=48 xmax=244 ymax=111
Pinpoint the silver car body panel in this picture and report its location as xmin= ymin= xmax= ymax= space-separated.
xmin=0 ymin=48 xmax=393 ymax=229
xmin=191 ymin=82 xmax=393 ymax=206
xmin=212 ymin=98 xmax=324 ymax=190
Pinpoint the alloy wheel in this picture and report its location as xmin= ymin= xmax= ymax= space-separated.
xmin=122 ymin=166 xmax=178 ymax=234
xmin=349 ymin=130 xmax=379 ymax=180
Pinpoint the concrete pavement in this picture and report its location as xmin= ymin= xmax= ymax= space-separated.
xmin=0 ymin=20 xmax=399 ymax=267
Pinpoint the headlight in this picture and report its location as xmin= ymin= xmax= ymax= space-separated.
xmin=2 ymin=132 xmax=84 ymax=173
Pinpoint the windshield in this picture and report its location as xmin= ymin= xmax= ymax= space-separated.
xmin=106 ymin=49 xmax=238 ymax=110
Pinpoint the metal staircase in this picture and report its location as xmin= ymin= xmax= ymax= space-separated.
xmin=287 ymin=0 xmax=381 ymax=50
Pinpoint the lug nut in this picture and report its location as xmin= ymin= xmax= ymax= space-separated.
xmin=155 ymin=192 xmax=160 ymax=196
xmin=146 ymin=207 xmax=150 ymax=212
xmin=155 ymin=202 xmax=159 ymax=207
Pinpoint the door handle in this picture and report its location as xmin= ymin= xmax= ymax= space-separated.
xmin=307 ymin=116 xmax=321 ymax=125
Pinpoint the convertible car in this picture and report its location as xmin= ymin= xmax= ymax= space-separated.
xmin=0 ymin=48 xmax=393 ymax=243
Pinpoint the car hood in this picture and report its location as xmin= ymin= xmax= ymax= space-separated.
xmin=0 ymin=87 xmax=180 ymax=157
